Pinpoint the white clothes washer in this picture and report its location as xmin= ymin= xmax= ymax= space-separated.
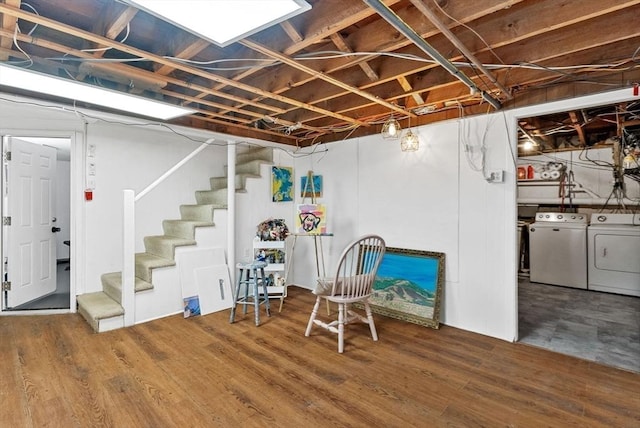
xmin=528 ymin=212 xmax=589 ymax=289
xmin=588 ymin=213 xmax=640 ymax=297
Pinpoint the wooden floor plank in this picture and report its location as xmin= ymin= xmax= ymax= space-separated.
xmin=1 ymin=286 xmax=638 ymax=427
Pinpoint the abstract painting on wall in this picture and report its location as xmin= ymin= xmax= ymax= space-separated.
xmin=296 ymin=203 xmax=327 ymax=234
xmin=271 ymin=166 xmax=293 ymax=202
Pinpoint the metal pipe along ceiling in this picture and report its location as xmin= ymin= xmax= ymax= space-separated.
xmin=408 ymin=0 xmax=513 ymax=100
xmin=362 ymin=0 xmax=502 ymax=110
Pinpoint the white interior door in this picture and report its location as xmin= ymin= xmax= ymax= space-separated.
xmin=2 ymin=136 xmax=57 ymax=308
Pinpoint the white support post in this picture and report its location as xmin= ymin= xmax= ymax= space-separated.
xmin=122 ymin=189 xmax=135 ymax=326
xmin=227 ymin=141 xmax=236 ymax=284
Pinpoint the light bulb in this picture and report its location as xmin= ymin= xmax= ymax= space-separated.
xmin=388 ymin=122 xmax=397 ymax=136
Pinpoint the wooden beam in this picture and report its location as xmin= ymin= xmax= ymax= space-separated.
xmin=279 ymin=21 xmax=303 ymax=43
xmin=241 ymin=38 xmax=412 ymax=117
xmin=396 ymin=75 xmax=424 ymax=106
xmin=0 ymin=2 xmax=365 ymax=128
xmin=568 ymin=111 xmax=587 ymax=146
xmin=329 ymin=32 xmax=379 ymax=82
xmin=0 ymin=0 xmax=21 ymax=61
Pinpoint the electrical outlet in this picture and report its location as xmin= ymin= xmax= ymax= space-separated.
xmin=487 ymin=170 xmax=504 ymax=183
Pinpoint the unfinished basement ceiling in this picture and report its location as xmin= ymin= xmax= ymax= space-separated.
xmin=1 ymin=0 xmax=639 ymax=146
xmin=517 ymin=100 xmax=640 ymax=156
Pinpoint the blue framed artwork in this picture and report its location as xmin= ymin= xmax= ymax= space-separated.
xmin=300 ymin=174 xmax=322 ymax=198
xmin=365 ymin=247 xmax=445 ymax=329
xmin=271 ymin=166 xmax=293 ymax=202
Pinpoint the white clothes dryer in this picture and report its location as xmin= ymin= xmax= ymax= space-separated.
xmin=588 ymin=213 xmax=640 ymax=297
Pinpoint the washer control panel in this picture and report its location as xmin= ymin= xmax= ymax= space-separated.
xmin=535 ymin=212 xmax=589 ymax=223
xmin=590 ymin=213 xmax=640 ymax=225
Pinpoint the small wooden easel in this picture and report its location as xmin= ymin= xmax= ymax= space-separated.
xmin=289 ymin=170 xmax=332 ymax=313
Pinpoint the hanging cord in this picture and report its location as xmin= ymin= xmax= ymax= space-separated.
xmin=558 ymin=169 xmax=567 ymax=212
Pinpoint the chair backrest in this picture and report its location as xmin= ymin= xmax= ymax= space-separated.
xmin=331 ymin=235 xmax=386 ymax=299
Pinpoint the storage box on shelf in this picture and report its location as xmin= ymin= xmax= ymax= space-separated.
xmin=253 ymin=238 xmax=288 ymax=311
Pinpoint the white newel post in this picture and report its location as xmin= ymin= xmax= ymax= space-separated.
xmin=122 ymin=189 xmax=135 ymax=326
xmin=227 ymin=141 xmax=236 ymax=284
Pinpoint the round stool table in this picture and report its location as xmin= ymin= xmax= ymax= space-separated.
xmin=229 ymin=260 xmax=271 ymax=326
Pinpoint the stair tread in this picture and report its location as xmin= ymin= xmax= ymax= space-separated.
xmin=81 ymin=147 xmax=272 ymax=332
xmin=135 ymin=252 xmax=176 ymax=268
xmin=144 ymin=235 xmax=196 ymax=243
xmin=102 ymin=272 xmax=154 ymax=292
xmin=77 ymin=292 xmax=124 ymax=320
xmin=163 ymin=219 xmax=214 ymax=227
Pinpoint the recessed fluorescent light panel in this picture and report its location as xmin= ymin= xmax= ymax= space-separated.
xmin=126 ymin=0 xmax=311 ymax=47
xmin=0 ymin=63 xmax=195 ymax=120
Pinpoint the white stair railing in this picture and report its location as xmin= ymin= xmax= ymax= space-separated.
xmin=121 ymin=138 xmax=230 ymax=327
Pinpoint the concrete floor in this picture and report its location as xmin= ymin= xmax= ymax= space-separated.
xmin=518 ymin=277 xmax=640 ymax=373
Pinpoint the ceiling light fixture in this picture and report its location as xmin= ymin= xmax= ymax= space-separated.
xmin=0 ymin=63 xmax=195 ymax=120
xmin=125 ymin=0 xmax=311 ymax=47
xmin=400 ymin=129 xmax=419 ymax=152
xmin=400 ymin=117 xmax=419 ymax=152
xmin=381 ymin=116 xmax=401 ymax=139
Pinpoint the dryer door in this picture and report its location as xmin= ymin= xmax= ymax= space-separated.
xmin=592 ymin=233 xmax=640 ymax=274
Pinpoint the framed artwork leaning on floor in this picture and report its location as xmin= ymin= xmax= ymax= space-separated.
xmin=359 ymin=247 xmax=445 ymax=329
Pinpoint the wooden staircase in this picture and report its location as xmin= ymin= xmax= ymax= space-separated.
xmin=77 ymin=147 xmax=274 ymax=332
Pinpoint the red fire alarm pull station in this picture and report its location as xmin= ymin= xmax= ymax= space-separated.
xmin=85 ymin=190 xmax=93 ymax=201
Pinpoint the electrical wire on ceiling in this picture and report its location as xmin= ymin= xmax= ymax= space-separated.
xmin=8 ymin=1 xmax=640 ymax=142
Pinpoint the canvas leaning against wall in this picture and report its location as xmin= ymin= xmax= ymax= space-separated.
xmin=363 ymin=247 xmax=445 ymax=329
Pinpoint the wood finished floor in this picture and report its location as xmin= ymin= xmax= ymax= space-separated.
xmin=1 ymin=286 xmax=638 ymax=427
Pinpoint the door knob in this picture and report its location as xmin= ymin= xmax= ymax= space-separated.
xmin=52 ymin=227 xmax=61 ymax=233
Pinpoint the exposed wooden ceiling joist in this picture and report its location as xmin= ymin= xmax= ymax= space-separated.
xmin=0 ymin=0 xmax=637 ymax=145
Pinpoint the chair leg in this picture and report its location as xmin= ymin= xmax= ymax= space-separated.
xmin=338 ymin=303 xmax=345 ymax=353
xmin=364 ymin=302 xmax=378 ymax=341
xmin=305 ymin=296 xmax=321 ymax=336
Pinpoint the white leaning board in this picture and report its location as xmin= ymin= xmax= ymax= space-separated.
xmin=177 ymin=247 xmax=233 ymax=315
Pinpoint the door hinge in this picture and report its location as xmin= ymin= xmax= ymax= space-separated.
xmin=3 ymin=151 xmax=10 ymax=161
xmin=2 ymin=281 xmax=10 ymax=291
xmin=2 ymin=216 xmax=10 ymax=226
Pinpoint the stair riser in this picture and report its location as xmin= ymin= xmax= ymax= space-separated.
xmin=195 ymin=189 xmax=227 ymax=205
xmin=180 ymin=204 xmax=215 ymax=222
xmin=210 ymin=175 xmax=247 ymax=191
xmin=225 ymin=160 xmax=266 ymax=176
xmin=236 ymin=147 xmax=273 ymax=164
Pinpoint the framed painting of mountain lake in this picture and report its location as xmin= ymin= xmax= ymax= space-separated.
xmin=366 ymin=247 xmax=445 ymax=329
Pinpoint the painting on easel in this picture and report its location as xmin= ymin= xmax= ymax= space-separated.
xmin=296 ymin=204 xmax=327 ymax=234
xmin=301 ymin=174 xmax=322 ymax=198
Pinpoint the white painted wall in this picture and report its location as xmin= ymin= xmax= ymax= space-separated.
xmin=287 ymin=88 xmax=639 ymax=342
xmin=2 ymin=87 xmax=637 ymax=342
xmin=0 ymin=94 xmax=233 ymax=299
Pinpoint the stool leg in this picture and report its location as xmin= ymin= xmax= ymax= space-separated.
xmin=243 ymin=269 xmax=249 ymax=315
xmin=230 ymin=268 xmax=243 ymax=323
xmin=252 ymin=268 xmax=260 ymax=326
xmin=261 ymin=267 xmax=271 ymax=317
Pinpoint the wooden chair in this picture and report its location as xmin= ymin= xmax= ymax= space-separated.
xmin=304 ymin=235 xmax=386 ymax=353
